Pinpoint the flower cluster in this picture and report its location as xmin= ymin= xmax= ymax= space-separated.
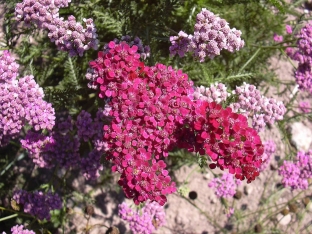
xmin=0 ymin=51 xmax=55 ymax=146
xmin=230 ymin=83 xmax=286 ymax=132
xmin=287 ymin=24 xmax=312 ymax=93
xmin=87 ymin=39 xmax=265 ymax=204
xmin=88 ymin=41 xmax=196 ymax=204
xmin=179 ymin=101 xmax=264 ymax=183
xmin=208 ymin=173 xmax=241 ymax=198
xmin=21 ymin=110 xmax=106 ymax=180
xmin=169 ymin=8 xmax=244 ymax=62
xmin=119 ymin=201 xmax=166 ymax=234
xmin=193 ymin=83 xmax=229 ymax=103
xmin=9 ymin=225 xmax=35 ymax=234
xmin=273 ymin=33 xmax=283 ymax=42
xmin=103 ymin=35 xmax=151 ymax=60
xmin=15 ymin=0 xmax=98 ymax=56
xmin=299 ymin=100 xmax=311 ymax=113
xmin=12 ymin=190 xmax=62 ymax=220
xmin=279 ymin=150 xmax=312 ymax=190
xmin=260 ymin=140 xmax=276 ymax=171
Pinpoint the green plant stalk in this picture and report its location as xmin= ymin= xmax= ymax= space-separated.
xmin=238 ymin=48 xmax=261 ymax=73
xmin=0 ymin=206 xmax=33 ymax=219
xmin=0 ymin=213 xmax=18 ymax=222
xmin=175 ymin=193 xmax=227 ymax=233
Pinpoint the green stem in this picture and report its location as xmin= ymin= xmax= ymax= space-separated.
xmin=183 ymin=165 xmax=199 ymax=184
xmin=0 ymin=214 xmax=18 ymax=222
xmin=175 ymin=194 xmax=227 ymax=233
xmin=239 ymin=48 xmax=261 ymax=73
xmin=0 ymin=206 xmax=33 ymax=219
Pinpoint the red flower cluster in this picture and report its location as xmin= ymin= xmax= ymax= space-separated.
xmin=177 ymin=101 xmax=264 ymax=183
xmin=87 ymin=41 xmax=264 ymax=205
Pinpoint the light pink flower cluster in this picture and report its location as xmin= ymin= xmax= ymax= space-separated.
xmin=287 ymin=24 xmax=312 ymax=93
xmin=21 ymin=109 xmax=107 ymax=180
xmin=15 ymin=0 xmax=98 ymax=56
xmin=230 ymin=83 xmax=286 ymax=132
xmin=273 ymin=33 xmax=283 ymax=42
xmin=10 ymin=225 xmax=35 ymax=234
xmin=119 ymin=201 xmax=166 ymax=234
xmin=0 ymin=51 xmax=55 ymax=146
xmin=169 ymin=8 xmax=244 ymax=62
xmin=208 ymin=173 xmax=241 ymax=198
xmin=12 ymin=190 xmax=62 ymax=220
xmin=286 ymin=25 xmax=293 ymax=34
xmin=279 ymin=150 xmax=312 ymax=190
xmin=87 ymin=40 xmax=265 ymax=204
xmin=260 ymin=140 xmax=276 ymax=171
xmin=299 ymin=100 xmax=311 ymax=113
xmin=193 ymin=83 xmax=229 ymax=103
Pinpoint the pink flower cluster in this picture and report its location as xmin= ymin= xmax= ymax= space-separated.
xmin=21 ymin=110 xmax=107 ymax=180
xmin=287 ymin=24 xmax=312 ymax=93
xmin=12 ymin=190 xmax=62 ymax=221
xmin=15 ymin=0 xmax=98 ymax=56
xmin=230 ymin=83 xmax=286 ymax=132
xmin=87 ymin=40 xmax=264 ymax=204
xmin=279 ymin=150 xmax=312 ymax=190
xmin=208 ymin=173 xmax=241 ymax=198
xmin=273 ymin=33 xmax=283 ymax=42
xmin=10 ymin=225 xmax=35 ymax=234
xmin=0 ymin=51 xmax=55 ymax=146
xmin=119 ymin=201 xmax=166 ymax=234
xmin=103 ymin=35 xmax=151 ymax=60
xmin=260 ymin=140 xmax=276 ymax=171
xmin=178 ymin=101 xmax=264 ymax=183
xmin=193 ymin=83 xmax=229 ymax=103
xmin=299 ymin=100 xmax=311 ymax=113
xmin=169 ymin=8 xmax=244 ymax=62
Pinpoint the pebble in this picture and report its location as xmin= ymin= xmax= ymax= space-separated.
xmin=290 ymin=122 xmax=312 ymax=151
xmin=277 ymin=213 xmax=291 ymax=225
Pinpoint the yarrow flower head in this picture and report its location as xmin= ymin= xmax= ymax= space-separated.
xmin=273 ymin=33 xmax=283 ymax=42
xmin=230 ymin=83 xmax=286 ymax=132
xmin=11 ymin=225 xmax=35 ymax=234
xmin=193 ymin=83 xmax=230 ymax=103
xmin=15 ymin=0 xmax=98 ymax=56
xmin=86 ymin=38 xmax=265 ymax=205
xmin=103 ymin=35 xmax=151 ymax=60
xmin=169 ymin=8 xmax=244 ymax=62
xmin=299 ymin=100 xmax=311 ymax=113
xmin=260 ymin=140 xmax=276 ymax=171
xmin=12 ymin=190 xmax=62 ymax=220
xmin=278 ymin=150 xmax=312 ymax=190
xmin=119 ymin=201 xmax=166 ymax=234
xmin=0 ymin=51 xmax=55 ymax=146
xmin=286 ymin=25 xmax=293 ymax=34
xmin=208 ymin=173 xmax=241 ymax=198
xmin=287 ymin=24 xmax=312 ymax=93
xmin=21 ymin=110 xmax=106 ymax=180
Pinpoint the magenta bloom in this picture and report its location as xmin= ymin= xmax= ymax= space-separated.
xmin=273 ymin=33 xmax=283 ymax=42
xmin=119 ymin=201 xmax=166 ymax=234
xmin=279 ymin=150 xmax=312 ymax=190
xmin=208 ymin=173 xmax=241 ymax=198
xmin=11 ymin=225 xmax=35 ymax=234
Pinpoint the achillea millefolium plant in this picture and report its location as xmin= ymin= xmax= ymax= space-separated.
xmin=0 ymin=0 xmax=312 ymax=233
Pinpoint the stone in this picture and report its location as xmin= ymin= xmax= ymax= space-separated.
xmin=277 ymin=213 xmax=291 ymax=225
xmin=244 ymin=186 xmax=253 ymax=195
xmin=290 ymin=122 xmax=312 ymax=151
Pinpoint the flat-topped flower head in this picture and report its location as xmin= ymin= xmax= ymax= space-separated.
xmin=169 ymin=8 xmax=244 ymax=62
